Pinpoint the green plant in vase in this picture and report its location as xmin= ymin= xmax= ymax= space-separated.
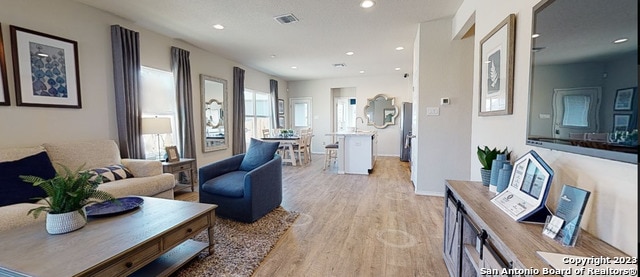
xmin=21 ymin=164 xmax=115 ymax=234
xmin=477 ymin=146 xmax=509 ymax=186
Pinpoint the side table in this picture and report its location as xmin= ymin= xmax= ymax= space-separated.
xmin=162 ymin=158 xmax=197 ymax=192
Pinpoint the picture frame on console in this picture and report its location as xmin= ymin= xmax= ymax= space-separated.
xmin=10 ymin=25 xmax=82 ymax=108
xmin=166 ymin=146 xmax=180 ymax=162
xmin=0 ymin=23 xmax=9 ymax=106
xmin=478 ymin=14 xmax=515 ymax=116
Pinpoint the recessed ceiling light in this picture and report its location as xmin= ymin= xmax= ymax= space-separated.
xmin=395 ymin=46 xmax=404 ymax=51
xmin=613 ymin=38 xmax=628 ymax=44
xmin=213 ymin=24 xmax=225 ymax=30
xmin=359 ymin=70 xmax=365 ymax=74
xmin=291 ymin=66 xmax=297 ymax=69
xmin=531 ymin=33 xmax=540 ymax=38
xmin=346 ymin=51 xmax=354 ymax=56
xmin=360 ymin=0 xmax=375 ymax=8
xmin=394 ymin=67 xmax=401 ymax=71
xmin=270 ymin=54 xmax=276 ymax=58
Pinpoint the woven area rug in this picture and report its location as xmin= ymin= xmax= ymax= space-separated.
xmin=172 ymin=207 xmax=299 ymax=277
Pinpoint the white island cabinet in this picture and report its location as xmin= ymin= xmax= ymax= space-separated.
xmin=327 ymin=131 xmax=377 ymax=174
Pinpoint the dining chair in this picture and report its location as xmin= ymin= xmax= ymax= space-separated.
xmin=262 ymin=129 xmax=271 ymax=138
xmin=293 ymin=133 xmax=311 ymax=165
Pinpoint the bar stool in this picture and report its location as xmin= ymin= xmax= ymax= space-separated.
xmin=323 ymin=142 xmax=338 ymax=170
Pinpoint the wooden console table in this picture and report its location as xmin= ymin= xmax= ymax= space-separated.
xmin=443 ymin=180 xmax=632 ymax=277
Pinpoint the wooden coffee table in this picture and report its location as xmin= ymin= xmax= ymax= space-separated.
xmin=0 ymin=197 xmax=216 ymax=277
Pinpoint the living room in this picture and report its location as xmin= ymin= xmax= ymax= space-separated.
xmin=0 ymin=0 xmax=636 ymax=275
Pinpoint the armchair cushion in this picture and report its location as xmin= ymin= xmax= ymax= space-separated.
xmin=239 ymin=138 xmax=280 ymax=171
xmin=201 ymin=171 xmax=247 ymax=198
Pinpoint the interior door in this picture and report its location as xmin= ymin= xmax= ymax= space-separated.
xmin=552 ymin=87 xmax=601 ymax=139
xmin=290 ymin=97 xmax=312 ymax=130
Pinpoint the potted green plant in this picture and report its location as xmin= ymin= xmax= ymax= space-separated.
xmin=21 ymin=164 xmax=115 ymax=234
xmin=477 ymin=146 xmax=509 ymax=186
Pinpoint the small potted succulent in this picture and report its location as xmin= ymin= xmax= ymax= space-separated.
xmin=477 ymin=146 xmax=509 ymax=186
xmin=21 ymin=164 xmax=115 ymax=234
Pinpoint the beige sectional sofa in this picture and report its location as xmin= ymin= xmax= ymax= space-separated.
xmin=0 ymin=140 xmax=175 ymax=232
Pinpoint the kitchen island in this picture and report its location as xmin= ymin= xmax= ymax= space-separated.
xmin=326 ymin=131 xmax=377 ymax=174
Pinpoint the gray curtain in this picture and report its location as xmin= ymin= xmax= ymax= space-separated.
xmin=171 ymin=47 xmax=196 ymax=159
xmin=232 ymin=67 xmax=246 ymax=154
xmin=111 ymin=25 xmax=143 ymax=159
xmin=270 ymin=79 xmax=280 ymax=128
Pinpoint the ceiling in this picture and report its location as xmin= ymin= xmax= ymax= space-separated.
xmin=73 ymin=0 xmax=463 ymax=81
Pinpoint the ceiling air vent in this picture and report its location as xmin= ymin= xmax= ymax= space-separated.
xmin=274 ymin=13 xmax=299 ymax=24
xmin=333 ymin=63 xmax=347 ymax=68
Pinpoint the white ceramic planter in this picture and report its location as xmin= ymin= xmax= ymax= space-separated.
xmin=45 ymin=208 xmax=87 ymax=235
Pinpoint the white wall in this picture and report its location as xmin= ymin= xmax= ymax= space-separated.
xmin=287 ymin=75 xmax=411 ymax=156
xmin=459 ymin=0 xmax=637 ymax=255
xmin=0 ymin=0 xmax=286 ymax=167
xmin=412 ymin=18 xmax=474 ymax=195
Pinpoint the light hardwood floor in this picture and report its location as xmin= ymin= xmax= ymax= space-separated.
xmin=176 ymin=155 xmax=448 ymax=276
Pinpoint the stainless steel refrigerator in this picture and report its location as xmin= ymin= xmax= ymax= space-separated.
xmin=400 ymin=102 xmax=412 ymax=162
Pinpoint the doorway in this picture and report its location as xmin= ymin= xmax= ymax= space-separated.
xmin=290 ymin=97 xmax=312 ymax=130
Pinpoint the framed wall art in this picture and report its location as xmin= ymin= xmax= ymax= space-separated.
xmin=278 ymin=115 xmax=285 ymax=128
xmin=613 ymin=114 xmax=631 ymax=132
xmin=10 ymin=25 xmax=82 ymax=108
xmin=278 ymin=99 xmax=284 ymax=115
xmin=478 ymin=14 xmax=515 ymax=116
xmin=613 ymin=87 xmax=635 ymax=111
xmin=0 ymin=23 xmax=10 ymax=106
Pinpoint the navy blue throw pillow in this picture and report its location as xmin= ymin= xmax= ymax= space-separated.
xmin=239 ymin=138 xmax=280 ymax=171
xmin=0 ymin=151 xmax=56 ymax=207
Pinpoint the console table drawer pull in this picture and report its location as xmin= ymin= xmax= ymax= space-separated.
xmin=125 ymin=261 xmax=133 ymax=268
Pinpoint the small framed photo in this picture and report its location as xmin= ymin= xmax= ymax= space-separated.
xmin=10 ymin=25 xmax=81 ymax=108
xmin=0 ymin=23 xmax=9 ymax=106
xmin=165 ymin=146 xmax=180 ymax=162
xmin=479 ymin=14 xmax=515 ymax=116
xmin=613 ymin=114 xmax=631 ymax=132
xmin=278 ymin=99 xmax=284 ymax=115
xmin=613 ymin=87 xmax=635 ymax=111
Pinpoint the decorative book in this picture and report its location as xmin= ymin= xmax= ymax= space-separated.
xmin=555 ymin=184 xmax=590 ymax=246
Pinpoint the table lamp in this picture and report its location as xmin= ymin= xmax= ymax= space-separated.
xmin=142 ymin=117 xmax=172 ymax=160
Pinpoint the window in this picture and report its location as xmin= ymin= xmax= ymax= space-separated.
xmin=140 ymin=66 xmax=178 ymax=160
xmin=562 ymin=95 xmax=590 ymax=127
xmin=244 ymin=89 xmax=272 ymax=148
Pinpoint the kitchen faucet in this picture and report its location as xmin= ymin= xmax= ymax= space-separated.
xmin=355 ymin=117 xmax=364 ymax=132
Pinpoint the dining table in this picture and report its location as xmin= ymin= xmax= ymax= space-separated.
xmin=261 ymin=135 xmax=301 ymax=166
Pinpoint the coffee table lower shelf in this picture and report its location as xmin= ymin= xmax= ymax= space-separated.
xmin=131 ymin=239 xmax=208 ymax=277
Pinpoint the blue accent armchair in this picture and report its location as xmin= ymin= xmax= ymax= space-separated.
xmin=198 ymin=154 xmax=282 ymax=223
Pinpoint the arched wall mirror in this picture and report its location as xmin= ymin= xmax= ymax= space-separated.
xmin=526 ymin=0 xmax=637 ymax=163
xmin=364 ymin=94 xmax=398 ymax=129
xmin=200 ymin=74 xmax=228 ymax=152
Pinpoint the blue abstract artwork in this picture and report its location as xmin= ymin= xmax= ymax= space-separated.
xmin=29 ymin=42 xmax=67 ymax=98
